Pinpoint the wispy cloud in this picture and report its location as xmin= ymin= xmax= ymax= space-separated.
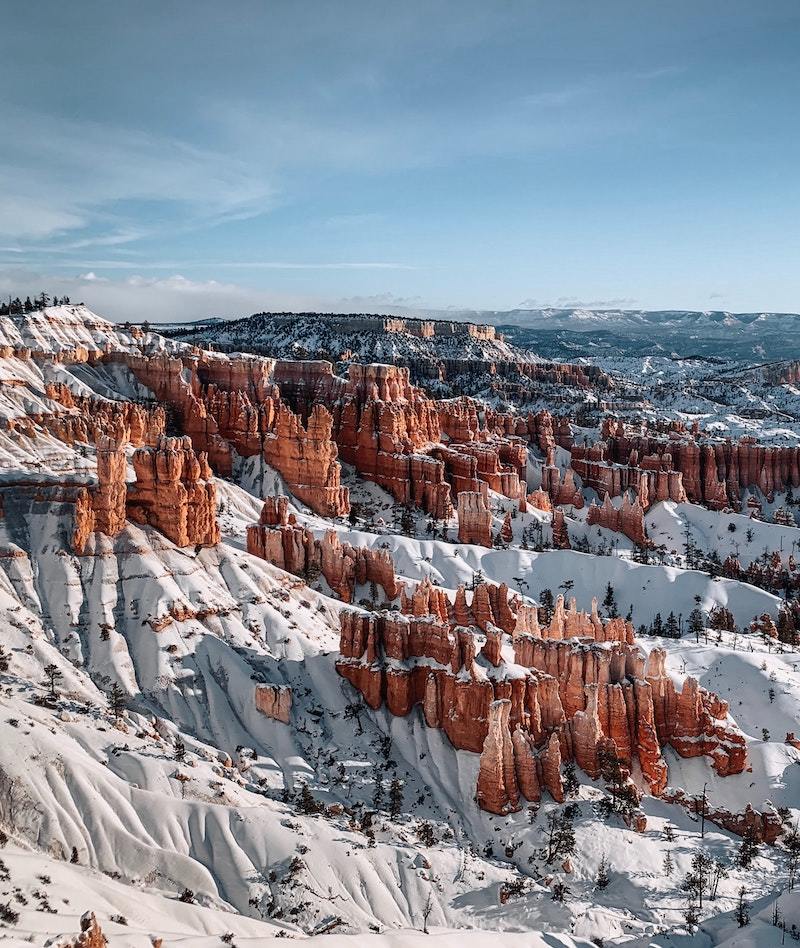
xmin=0 ymin=107 xmax=276 ymax=244
xmin=6 ymin=259 xmax=415 ymax=272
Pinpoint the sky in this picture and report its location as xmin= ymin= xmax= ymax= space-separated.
xmin=2 ymin=1 xmax=799 ymax=323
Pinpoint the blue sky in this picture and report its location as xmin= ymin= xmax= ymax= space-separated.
xmin=2 ymin=1 xmax=799 ymax=321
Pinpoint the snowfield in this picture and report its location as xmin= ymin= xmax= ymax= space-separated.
xmin=0 ymin=305 xmax=798 ymax=946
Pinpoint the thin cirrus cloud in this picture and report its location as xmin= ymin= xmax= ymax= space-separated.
xmin=0 ymin=106 xmax=276 ymax=243
xmin=30 ymin=260 xmax=415 ymax=272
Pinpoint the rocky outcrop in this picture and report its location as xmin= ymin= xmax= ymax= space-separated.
xmin=91 ymin=436 xmax=127 ymax=538
xmin=337 ymin=582 xmax=746 ymax=813
xmin=540 ymin=464 xmax=584 ymax=508
xmin=477 ymin=700 xmax=520 ymax=814
xmin=247 ymin=499 xmax=400 ymax=603
xmin=457 ymin=490 xmax=492 ymax=546
xmin=551 ymin=508 xmax=570 ymax=549
xmin=264 ymin=404 xmax=350 ymax=517
xmin=662 ymin=790 xmax=783 ymax=843
xmin=586 ymin=492 xmax=648 ymax=545
xmin=127 ymin=436 xmax=220 ymax=547
xmin=44 ymin=381 xmax=165 ymax=447
xmin=255 ymin=683 xmax=292 ymax=723
xmin=55 ymin=912 xmax=108 ymax=948
xmin=590 ymin=416 xmax=800 ymax=509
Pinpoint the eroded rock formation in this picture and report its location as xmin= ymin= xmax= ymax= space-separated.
xmin=247 ymin=497 xmax=400 ymax=603
xmin=337 ymin=580 xmax=746 ymax=817
xmin=457 ymin=490 xmax=492 ymax=546
xmin=586 ymin=492 xmax=648 ymax=546
xmin=127 ymin=436 xmax=220 ymax=547
xmin=255 ymin=683 xmax=292 ymax=723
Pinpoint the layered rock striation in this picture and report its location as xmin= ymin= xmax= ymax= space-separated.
xmin=337 ymin=580 xmax=746 ymax=817
xmin=246 ymin=497 xmax=400 ymax=603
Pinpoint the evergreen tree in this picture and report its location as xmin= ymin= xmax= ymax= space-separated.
xmin=682 ymin=850 xmax=714 ymax=910
xmin=597 ymin=746 xmax=637 ymax=819
xmin=562 ymin=762 xmax=580 ymax=797
xmin=399 ymin=504 xmax=415 ymax=536
xmin=174 ymin=736 xmax=186 ymax=761
xmin=108 ymin=682 xmax=126 ymax=722
xmin=688 ymin=597 xmax=705 ymax=642
xmin=734 ymin=886 xmax=750 ymax=927
xmin=651 ymin=612 xmax=664 ymax=637
xmin=665 ymin=611 xmax=680 ymax=639
xmin=544 ymin=807 xmax=577 ymax=865
xmin=372 ymin=779 xmax=384 ymax=811
xmin=538 ymin=588 xmax=555 ymax=623
xmin=595 ymin=854 xmax=610 ymax=889
xmin=738 ymin=826 xmax=760 ymax=868
xmin=388 ymin=777 xmax=404 ymax=817
xmin=296 ymin=782 xmax=322 ymax=815
xmin=602 ymin=582 xmax=619 ymax=618
xmin=663 ymin=850 xmax=674 ymax=876
xmin=709 ymin=858 xmax=728 ymax=899
xmin=785 ymin=821 xmax=800 ymax=890
xmin=43 ymin=663 xmax=62 ymax=701
xmin=551 ymin=880 xmax=570 ymax=902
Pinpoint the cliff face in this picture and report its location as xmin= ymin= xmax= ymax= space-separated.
xmin=586 ymin=492 xmax=648 ymax=546
xmin=44 ymin=381 xmax=166 ymax=447
xmin=264 ymin=404 xmax=350 ymax=518
xmin=591 ymin=416 xmax=800 ymax=509
xmin=457 ymin=490 xmax=493 ymax=547
xmin=337 ymin=580 xmax=746 ymax=817
xmin=127 ymin=436 xmax=220 ymax=547
xmin=246 ymin=498 xmax=400 ymax=603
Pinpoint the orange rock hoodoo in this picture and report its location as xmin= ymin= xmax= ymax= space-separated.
xmin=246 ymin=497 xmax=400 ymax=603
xmin=578 ymin=416 xmax=800 ymax=510
xmin=43 ymin=381 xmax=166 ymax=447
xmin=337 ymin=581 xmax=746 ymax=816
xmin=457 ymin=490 xmax=493 ymax=546
xmin=118 ymin=352 xmax=351 ymax=517
xmin=586 ymin=492 xmax=648 ymax=546
xmin=127 ymin=436 xmax=220 ymax=547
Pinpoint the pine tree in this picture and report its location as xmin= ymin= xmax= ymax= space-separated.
xmin=538 ymin=588 xmax=554 ymax=623
xmin=688 ymin=598 xmax=705 ymax=642
xmin=595 ymin=854 xmax=610 ymax=889
xmin=738 ymin=826 xmax=760 ymax=868
xmin=665 ymin=611 xmax=680 ymax=638
xmin=389 ymin=777 xmax=404 ymax=817
xmin=709 ymin=858 xmax=728 ymax=899
xmin=602 ymin=582 xmax=619 ymax=618
xmin=108 ymin=682 xmax=126 ymax=722
xmin=785 ymin=821 xmax=800 ymax=890
xmin=544 ymin=807 xmax=576 ymax=864
xmin=297 ymin=782 xmax=321 ymax=815
xmin=551 ymin=880 xmax=570 ymax=902
xmin=562 ymin=762 xmax=580 ymax=797
xmin=597 ymin=746 xmax=637 ymax=819
xmin=174 ymin=736 xmax=186 ymax=761
xmin=735 ymin=886 xmax=750 ymax=927
xmin=682 ymin=850 xmax=713 ymax=909
xmin=651 ymin=612 xmax=664 ymax=637
xmin=43 ymin=663 xmax=62 ymax=701
xmin=372 ymin=779 xmax=384 ymax=811
xmin=663 ymin=850 xmax=674 ymax=876
xmin=399 ymin=504 xmax=415 ymax=536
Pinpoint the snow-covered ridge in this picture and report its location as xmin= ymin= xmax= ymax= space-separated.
xmin=0 ymin=303 xmax=188 ymax=357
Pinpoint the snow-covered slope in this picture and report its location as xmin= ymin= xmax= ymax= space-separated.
xmin=0 ymin=305 xmax=798 ymax=947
